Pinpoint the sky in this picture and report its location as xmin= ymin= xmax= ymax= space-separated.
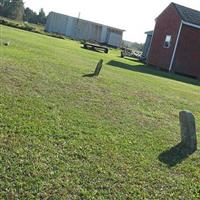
xmin=24 ymin=0 xmax=200 ymax=43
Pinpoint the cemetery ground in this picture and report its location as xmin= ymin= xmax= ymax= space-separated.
xmin=0 ymin=25 xmax=200 ymax=199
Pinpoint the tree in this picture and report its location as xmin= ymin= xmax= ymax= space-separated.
xmin=0 ymin=0 xmax=10 ymax=6
xmin=0 ymin=3 xmax=3 ymax=15
xmin=23 ymin=7 xmax=46 ymax=25
xmin=0 ymin=0 xmax=47 ymax=25
xmin=23 ymin=7 xmax=37 ymax=23
xmin=0 ymin=0 xmax=11 ymax=16
xmin=37 ymin=8 xmax=46 ymax=25
xmin=6 ymin=0 xmax=24 ymax=21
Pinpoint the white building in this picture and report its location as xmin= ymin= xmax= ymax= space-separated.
xmin=45 ymin=12 xmax=125 ymax=47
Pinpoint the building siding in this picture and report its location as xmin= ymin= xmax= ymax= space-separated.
xmin=142 ymin=32 xmax=153 ymax=60
xmin=65 ymin=17 xmax=75 ymax=36
xmin=173 ymin=24 xmax=200 ymax=78
xmin=45 ymin=12 xmax=124 ymax=47
xmin=148 ymin=4 xmax=181 ymax=70
xmin=107 ymin=32 xmax=122 ymax=47
xmin=100 ymin=26 xmax=107 ymax=43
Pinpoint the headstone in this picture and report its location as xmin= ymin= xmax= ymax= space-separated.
xmin=179 ymin=110 xmax=197 ymax=152
xmin=94 ymin=59 xmax=103 ymax=76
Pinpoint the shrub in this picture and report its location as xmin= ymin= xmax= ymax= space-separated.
xmin=0 ymin=19 xmax=65 ymax=40
xmin=0 ymin=19 xmax=36 ymax=32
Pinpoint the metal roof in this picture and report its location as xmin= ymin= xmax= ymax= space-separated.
xmin=173 ymin=3 xmax=200 ymax=26
xmin=145 ymin=31 xmax=153 ymax=35
xmin=49 ymin=12 xmax=125 ymax=32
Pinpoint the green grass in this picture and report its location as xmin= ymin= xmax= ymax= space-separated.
xmin=0 ymin=24 xmax=200 ymax=199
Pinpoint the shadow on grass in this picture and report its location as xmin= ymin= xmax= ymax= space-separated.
xmin=107 ymin=60 xmax=200 ymax=86
xmin=82 ymin=73 xmax=96 ymax=77
xmin=158 ymin=142 xmax=196 ymax=167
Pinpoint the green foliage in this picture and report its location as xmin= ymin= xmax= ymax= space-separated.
xmin=37 ymin=8 xmax=46 ymax=24
xmin=0 ymin=18 xmax=36 ymax=31
xmin=0 ymin=0 xmax=11 ymax=16
xmin=0 ymin=0 xmax=11 ymax=6
xmin=23 ymin=7 xmax=47 ymax=25
xmin=0 ymin=0 xmax=47 ymax=24
xmin=0 ymin=25 xmax=200 ymax=199
xmin=23 ymin=7 xmax=38 ymax=24
xmin=5 ymin=0 xmax=24 ymax=21
xmin=0 ymin=17 xmax=67 ymax=40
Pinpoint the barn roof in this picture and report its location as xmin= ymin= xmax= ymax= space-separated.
xmin=49 ymin=12 xmax=125 ymax=32
xmin=173 ymin=3 xmax=200 ymax=26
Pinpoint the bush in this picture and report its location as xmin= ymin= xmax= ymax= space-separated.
xmin=0 ymin=19 xmax=36 ymax=32
xmin=47 ymin=33 xmax=65 ymax=40
xmin=0 ymin=19 xmax=65 ymax=40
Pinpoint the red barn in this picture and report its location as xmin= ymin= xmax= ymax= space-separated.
xmin=147 ymin=2 xmax=200 ymax=78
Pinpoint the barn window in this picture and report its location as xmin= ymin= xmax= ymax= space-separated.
xmin=164 ymin=35 xmax=172 ymax=48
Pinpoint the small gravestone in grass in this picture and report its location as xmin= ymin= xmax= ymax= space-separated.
xmin=179 ymin=110 xmax=197 ymax=152
xmin=94 ymin=59 xmax=103 ymax=76
xmin=83 ymin=59 xmax=103 ymax=77
xmin=158 ymin=110 xmax=197 ymax=167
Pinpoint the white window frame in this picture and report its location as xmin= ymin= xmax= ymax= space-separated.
xmin=163 ymin=35 xmax=172 ymax=48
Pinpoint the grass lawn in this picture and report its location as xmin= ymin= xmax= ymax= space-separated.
xmin=0 ymin=24 xmax=200 ymax=199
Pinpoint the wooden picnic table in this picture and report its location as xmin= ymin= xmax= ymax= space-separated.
xmin=83 ymin=42 xmax=109 ymax=53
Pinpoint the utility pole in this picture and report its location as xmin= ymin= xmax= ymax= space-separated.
xmin=76 ymin=12 xmax=81 ymax=39
xmin=78 ymin=12 xmax=81 ymax=20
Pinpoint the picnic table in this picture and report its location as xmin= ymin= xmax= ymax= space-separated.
xmin=83 ymin=42 xmax=109 ymax=53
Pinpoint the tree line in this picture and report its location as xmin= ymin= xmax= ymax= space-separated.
xmin=0 ymin=0 xmax=47 ymax=25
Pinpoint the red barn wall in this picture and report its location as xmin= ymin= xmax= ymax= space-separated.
xmin=173 ymin=25 xmax=200 ymax=78
xmin=148 ymin=4 xmax=181 ymax=70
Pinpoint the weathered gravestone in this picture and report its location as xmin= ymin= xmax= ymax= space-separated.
xmin=94 ymin=59 xmax=103 ymax=76
xmin=179 ymin=110 xmax=197 ymax=152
